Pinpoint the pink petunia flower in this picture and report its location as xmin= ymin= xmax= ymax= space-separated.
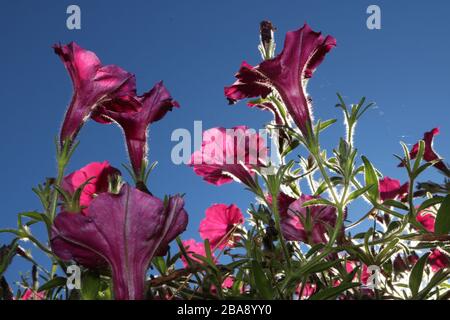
xmin=416 ymin=208 xmax=436 ymax=233
xmin=280 ymin=195 xmax=337 ymax=244
xmin=61 ymin=161 xmax=120 ymax=214
xmin=189 ymin=126 xmax=268 ymax=187
xmin=199 ymin=204 xmax=244 ymax=249
xmin=181 ymin=239 xmax=216 ymax=268
xmin=428 ymin=249 xmax=450 ymax=272
xmin=21 ymin=289 xmax=45 ymax=300
xmin=93 ymin=81 xmax=179 ymax=180
xmin=210 ymin=276 xmax=237 ymax=296
xmin=225 ymin=24 xmax=336 ymax=136
xmin=379 ymin=177 xmax=409 ymax=202
xmin=400 ymin=128 xmax=449 ymax=174
xmin=295 ymin=282 xmax=317 ymax=300
xmin=346 ymin=261 xmax=370 ymax=285
xmin=51 ymin=184 xmax=188 ymax=300
xmin=54 ymin=42 xmax=136 ymax=145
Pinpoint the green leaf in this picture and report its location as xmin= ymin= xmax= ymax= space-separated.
xmin=318 ymin=119 xmax=337 ymax=132
xmin=0 ymin=239 xmax=19 ymax=278
xmin=314 ymin=177 xmax=343 ymax=196
xmin=417 ymin=197 xmax=444 ymax=213
xmin=309 ymin=282 xmax=359 ymax=300
xmin=303 ymin=259 xmax=343 ymax=274
xmin=346 ymin=184 xmax=374 ymax=203
xmin=251 ymin=260 xmax=272 ymax=299
xmin=361 ymin=156 xmax=380 ymax=202
xmin=302 ymin=198 xmax=335 ymax=207
xmin=382 ymin=199 xmax=409 ymax=211
xmin=434 ymin=195 xmax=450 ymax=235
xmin=417 ymin=269 xmax=450 ymax=299
xmin=81 ymin=271 xmax=102 ymax=300
xmin=38 ymin=276 xmax=67 ymax=292
xmin=152 ymin=256 xmax=167 ymax=274
xmin=409 ymin=252 xmax=430 ymax=297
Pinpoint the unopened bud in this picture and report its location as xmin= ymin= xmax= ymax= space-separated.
xmin=259 ymin=20 xmax=276 ymax=60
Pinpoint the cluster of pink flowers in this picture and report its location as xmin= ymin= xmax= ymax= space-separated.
xmin=2 ymin=20 xmax=449 ymax=301
xmin=50 ymin=44 xmax=187 ymax=300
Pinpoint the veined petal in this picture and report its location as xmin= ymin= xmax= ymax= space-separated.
xmin=54 ymin=42 xmax=136 ymax=144
xmin=51 ymin=184 xmax=188 ymax=300
xmin=225 ymin=24 xmax=336 ymax=135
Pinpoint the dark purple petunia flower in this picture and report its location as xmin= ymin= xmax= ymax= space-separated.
xmin=92 ymin=81 xmax=179 ymax=180
xmin=280 ymin=194 xmax=338 ymax=245
xmin=225 ymin=24 xmax=336 ymax=136
xmin=51 ymin=184 xmax=188 ymax=300
xmin=54 ymin=42 xmax=137 ymax=145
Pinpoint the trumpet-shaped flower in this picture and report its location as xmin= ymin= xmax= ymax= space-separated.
xmin=379 ymin=177 xmax=409 ymax=202
xmin=51 ymin=184 xmax=188 ymax=300
xmin=225 ymin=24 xmax=336 ymax=136
xmin=54 ymin=42 xmax=136 ymax=144
xmin=400 ymin=128 xmax=449 ymax=174
xmin=93 ymin=81 xmax=178 ymax=180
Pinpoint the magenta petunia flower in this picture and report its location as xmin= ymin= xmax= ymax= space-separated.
xmin=266 ymin=192 xmax=297 ymax=217
xmin=346 ymin=261 xmax=370 ymax=285
xmin=21 ymin=289 xmax=45 ymax=300
xmin=199 ymin=204 xmax=244 ymax=249
xmin=280 ymin=195 xmax=337 ymax=244
xmin=225 ymin=24 xmax=336 ymax=135
xmin=93 ymin=81 xmax=179 ymax=179
xmin=51 ymin=184 xmax=188 ymax=300
xmin=210 ymin=276 xmax=236 ymax=296
xmin=393 ymin=252 xmax=419 ymax=273
xmin=379 ymin=177 xmax=409 ymax=202
xmin=295 ymin=282 xmax=317 ymax=300
xmin=189 ymin=126 xmax=268 ymax=187
xmin=61 ymin=161 xmax=120 ymax=214
xmin=54 ymin=42 xmax=136 ymax=145
xmin=221 ymin=276 xmax=235 ymax=289
xmin=416 ymin=208 xmax=436 ymax=232
xmin=428 ymin=249 xmax=450 ymax=272
xmin=400 ymin=128 xmax=449 ymax=174
xmin=181 ymin=239 xmax=216 ymax=268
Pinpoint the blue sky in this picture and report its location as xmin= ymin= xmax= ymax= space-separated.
xmin=1 ymin=1 xmax=449 ymax=288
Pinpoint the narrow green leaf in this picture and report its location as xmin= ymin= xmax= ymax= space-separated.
xmin=434 ymin=195 xmax=450 ymax=235
xmin=0 ymin=240 xmax=19 ymax=278
xmin=38 ymin=276 xmax=67 ymax=292
xmin=318 ymin=119 xmax=337 ymax=132
xmin=409 ymin=252 xmax=430 ymax=296
xmin=81 ymin=271 xmax=102 ymax=300
xmin=417 ymin=197 xmax=444 ymax=213
xmin=361 ymin=156 xmax=380 ymax=202
xmin=382 ymin=199 xmax=409 ymax=211
xmin=302 ymin=198 xmax=335 ymax=207
xmin=309 ymin=282 xmax=359 ymax=300
xmin=251 ymin=260 xmax=272 ymax=299
xmin=346 ymin=184 xmax=374 ymax=203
